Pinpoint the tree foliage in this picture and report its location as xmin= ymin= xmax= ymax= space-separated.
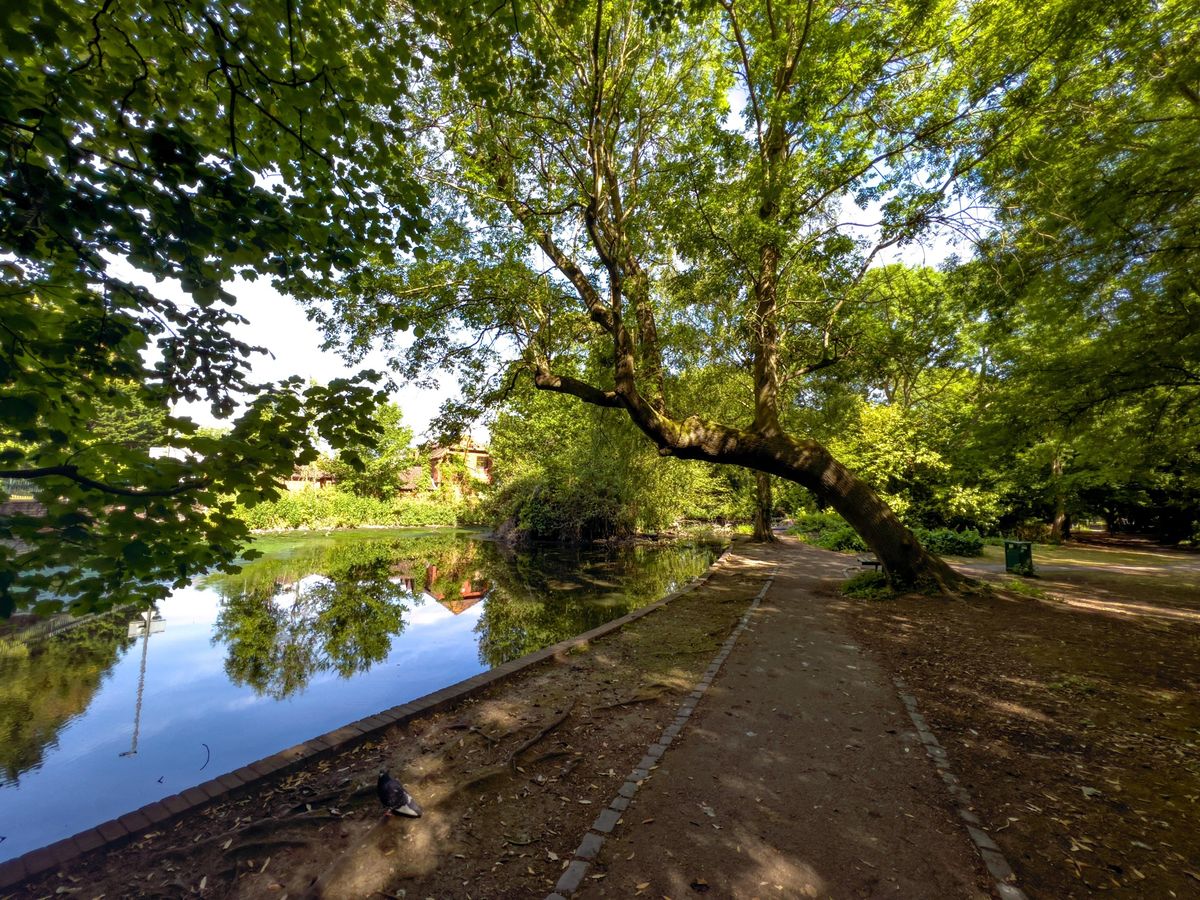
xmin=319 ymin=0 xmax=1077 ymax=586
xmin=0 ymin=0 xmax=431 ymax=614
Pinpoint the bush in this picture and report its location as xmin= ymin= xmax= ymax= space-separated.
xmin=842 ymin=571 xmax=895 ymax=600
xmin=913 ymin=527 xmax=983 ymax=557
xmin=1012 ymin=519 xmax=1053 ymax=543
xmin=787 ymin=512 xmax=983 ymax=557
xmin=815 ymin=526 xmax=868 ymax=552
xmin=233 ymin=488 xmax=457 ymax=530
xmin=788 ymin=511 xmax=847 ymax=539
xmin=489 ymin=476 xmax=634 ymax=542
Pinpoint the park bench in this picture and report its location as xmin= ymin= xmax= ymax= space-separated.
xmin=856 ymin=555 xmax=881 ymax=571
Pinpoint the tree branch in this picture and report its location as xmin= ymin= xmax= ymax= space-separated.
xmin=1 ymin=465 xmax=211 ymax=498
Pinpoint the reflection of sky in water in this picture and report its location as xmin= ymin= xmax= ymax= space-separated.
xmin=0 ymin=582 xmax=486 ymax=862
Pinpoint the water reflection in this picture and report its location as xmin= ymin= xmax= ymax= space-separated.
xmin=0 ymin=619 xmax=135 ymax=784
xmin=475 ymin=543 xmax=717 ymax=666
xmin=204 ymin=533 xmax=716 ymax=696
xmin=205 ymin=534 xmax=494 ymax=699
xmin=0 ymin=529 xmax=718 ymax=862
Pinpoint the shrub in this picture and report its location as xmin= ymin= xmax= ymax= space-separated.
xmin=1012 ymin=519 xmax=1053 ymax=543
xmin=489 ymin=476 xmax=634 ymax=542
xmin=391 ymin=498 xmax=456 ymax=526
xmin=233 ymin=488 xmax=457 ymax=530
xmin=842 ymin=571 xmax=895 ymax=600
xmin=815 ymin=526 xmax=868 ymax=552
xmin=913 ymin=527 xmax=983 ymax=557
xmin=788 ymin=511 xmax=847 ymax=539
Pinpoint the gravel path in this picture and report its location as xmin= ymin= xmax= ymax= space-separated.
xmin=575 ymin=538 xmax=994 ymax=899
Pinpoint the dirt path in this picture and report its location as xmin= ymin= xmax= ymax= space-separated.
xmin=578 ymin=538 xmax=991 ymax=899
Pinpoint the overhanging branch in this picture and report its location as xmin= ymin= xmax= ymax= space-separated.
xmin=1 ymin=465 xmax=211 ymax=498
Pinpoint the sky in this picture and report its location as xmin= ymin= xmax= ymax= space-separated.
xmin=110 ymin=259 xmax=458 ymax=443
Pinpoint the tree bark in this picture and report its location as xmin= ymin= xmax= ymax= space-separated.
xmin=751 ymin=470 xmax=778 ymax=543
xmin=1049 ymin=450 xmax=1071 ymax=543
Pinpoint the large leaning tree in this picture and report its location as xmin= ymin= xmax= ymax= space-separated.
xmin=0 ymin=0 xmax=454 ymax=615
xmin=321 ymin=0 xmax=1069 ymax=587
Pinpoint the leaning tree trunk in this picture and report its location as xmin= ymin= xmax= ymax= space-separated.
xmin=751 ymin=471 xmax=778 ymax=542
xmin=660 ymin=427 xmax=965 ymax=591
xmin=815 ymin=458 xmax=959 ymax=590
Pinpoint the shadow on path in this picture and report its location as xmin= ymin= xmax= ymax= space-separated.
xmin=578 ymin=538 xmax=991 ymax=899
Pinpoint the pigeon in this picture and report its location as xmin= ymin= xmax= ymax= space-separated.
xmin=377 ymin=770 xmax=422 ymax=818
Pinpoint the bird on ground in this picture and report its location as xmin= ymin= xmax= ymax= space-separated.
xmin=377 ymin=770 xmax=422 ymax=818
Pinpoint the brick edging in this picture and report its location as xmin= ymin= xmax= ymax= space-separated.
xmin=547 ymin=566 xmax=778 ymax=898
xmin=893 ymin=677 xmax=1029 ymax=900
xmin=0 ymin=546 xmax=733 ymax=891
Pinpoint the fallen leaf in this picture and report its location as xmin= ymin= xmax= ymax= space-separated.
xmin=637 ymin=882 xmax=651 ymax=890
xmin=547 ymin=851 xmax=559 ymax=861
xmin=199 ymin=876 xmax=207 ymax=891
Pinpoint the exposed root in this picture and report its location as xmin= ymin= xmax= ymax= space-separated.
xmin=445 ymin=722 xmax=502 ymax=745
xmin=595 ymin=687 xmax=670 ymax=711
xmin=506 ymin=704 xmax=573 ymax=773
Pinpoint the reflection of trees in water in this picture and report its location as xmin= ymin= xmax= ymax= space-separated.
xmin=0 ymin=619 xmax=135 ymax=783
xmin=207 ymin=534 xmax=489 ymax=699
xmin=472 ymin=542 xmax=718 ymax=668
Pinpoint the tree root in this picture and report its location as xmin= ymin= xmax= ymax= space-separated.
xmin=595 ymin=687 xmax=670 ymax=711
xmin=227 ymin=836 xmax=313 ymax=855
xmin=445 ymin=721 xmax=502 ymax=745
xmin=506 ymin=704 xmax=573 ymax=773
xmin=149 ymin=810 xmax=337 ymax=862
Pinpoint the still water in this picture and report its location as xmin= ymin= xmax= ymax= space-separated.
xmin=0 ymin=528 xmax=718 ymax=861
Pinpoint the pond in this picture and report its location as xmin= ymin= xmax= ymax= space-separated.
xmin=0 ymin=528 xmax=720 ymax=863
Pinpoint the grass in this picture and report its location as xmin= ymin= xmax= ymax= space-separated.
xmin=1000 ymin=578 xmax=1048 ymax=599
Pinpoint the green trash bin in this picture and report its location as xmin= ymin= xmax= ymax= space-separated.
xmin=1004 ymin=540 xmax=1034 ymax=575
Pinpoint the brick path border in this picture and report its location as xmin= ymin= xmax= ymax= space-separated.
xmin=893 ymin=676 xmax=1030 ymax=900
xmin=0 ymin=546 xmax=733 ymax=891
xmin=546 ymin=567 xmax=778 ymax=898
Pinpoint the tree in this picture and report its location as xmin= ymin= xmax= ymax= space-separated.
xmin=488 ymin=381 xmax=722 ymax=541
xmin=963 ymin=0 xmax=1199 ymax=538
xmin=0 ymin=0 xmax=431 ymax=614
xmin=320 ymin=0 xmax=1060 ymax=587
xmin=323 ymin=402 xmax=417 ymax=499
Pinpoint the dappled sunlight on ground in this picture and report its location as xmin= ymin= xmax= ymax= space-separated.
xmin=840 ymin=539 xmax=1200 ymax=899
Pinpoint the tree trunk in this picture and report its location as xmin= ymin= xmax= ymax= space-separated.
xmin=623 ymin=414 xmax=963 ymax=591
xmin=751 ymin=470 xmax=777 ymax=542
xmin=794 ymin=444 xmax=959 ymax=591
xmin=1049 ymin=450 xmax=1071 ymax=543
xmin=1050 ymin=501 xmax=1071 ymax=543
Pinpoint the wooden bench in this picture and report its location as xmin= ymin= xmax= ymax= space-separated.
xmin=857 ymin=555 xmax=882 ymax=571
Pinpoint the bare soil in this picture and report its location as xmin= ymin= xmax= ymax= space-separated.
xmin=14 ymin=549 xmax=765 ymax=900
xmin=836 ymin=540 xmax=1200 ymax=899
